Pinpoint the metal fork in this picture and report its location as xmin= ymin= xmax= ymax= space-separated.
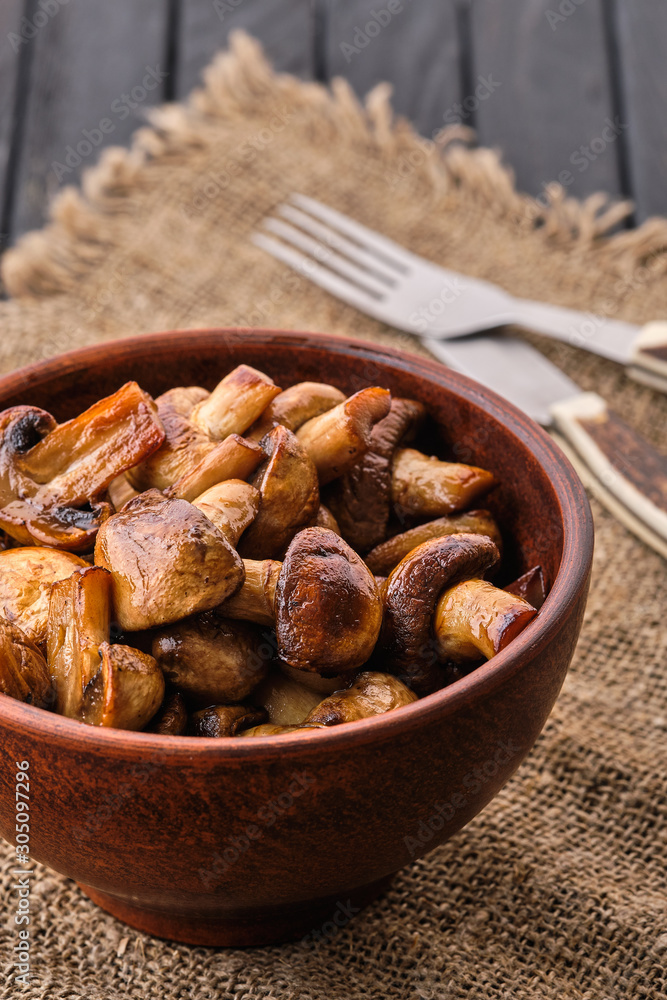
xmin=252 ymin=193 xmax=666 ymax=390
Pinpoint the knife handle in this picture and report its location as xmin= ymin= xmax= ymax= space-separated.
xmin=629 ymin=322 xmax=667 ymax=393
xmin=550 ymin=393 xmax=667 ymax=559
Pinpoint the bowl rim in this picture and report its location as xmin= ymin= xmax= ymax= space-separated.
xmin=0 ymin=327 xmax=594 ymax=758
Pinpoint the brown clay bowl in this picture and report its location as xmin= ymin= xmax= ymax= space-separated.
xmin=0 ymin=329 xmax=593 ymax=946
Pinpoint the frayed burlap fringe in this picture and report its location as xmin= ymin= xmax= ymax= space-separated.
xmin=0 ymin=31 xmax=665 ymax=1000
xmin=3 ymin=33 xmax=667 ymax=300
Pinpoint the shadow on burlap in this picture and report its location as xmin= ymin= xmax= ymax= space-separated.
xmin=0 ymin=33 xmax=665 ymax=1000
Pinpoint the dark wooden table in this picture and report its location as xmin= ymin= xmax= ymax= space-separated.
xmin=1 ymin=0 xmax=665 ymax=250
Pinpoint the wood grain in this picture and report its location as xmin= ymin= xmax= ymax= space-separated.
xmin=9 ymin=0 xmax=168 ymax=239
xmin=325 ymin=0 xmax=462 ymax=138
xmin=176 ymin=0 xmax=315 ymax=99
xmin=469 ymin=0 xmax=624 ymax=202
xmin=0 ymin=0 xmax=22 ymax=245
xmin=615 ymin=0 xmax=667 ymax=222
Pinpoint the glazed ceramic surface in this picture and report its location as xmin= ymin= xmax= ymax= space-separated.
xmin=0 ymin=329 xmax=593 ymax=945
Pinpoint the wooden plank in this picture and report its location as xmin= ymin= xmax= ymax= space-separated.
xmin=615 ymin=0 xmax=667 ymax=222
xmin=325 ymin=0 xmax=461 ymax=139
xmin=0 ymin=0 xmax=23 ymax=247
xmin=177 ymin=0 xmax=315 ymax=99
xmin=10 ymin=0 xmax=168 ymax=239
xmin=469 ymin=0 xmax=624 ymax=203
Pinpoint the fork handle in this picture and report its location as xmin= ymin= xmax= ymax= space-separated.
xmin=550 ymin=392 xmax=667 ymax=557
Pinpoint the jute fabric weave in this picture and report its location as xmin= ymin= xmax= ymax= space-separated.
xmin=0 ymin=33 xmax=665 ymax=1000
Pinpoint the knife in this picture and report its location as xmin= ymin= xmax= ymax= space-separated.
xmin=428 ymin=333 xmax=667 ymax=559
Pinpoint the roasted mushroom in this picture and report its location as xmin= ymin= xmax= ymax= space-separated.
xmin=241 ymin=671 xmax=417 ymax=735
xmin=147 ymin=690 xmax=188 ymax=735
xmin=391 ymin=448 xmax=495 ymax=518
xmin=238 ymin=425 xmax=320 ymax=559
xmin=253 ymin=669 xmax=326 ymax=726
xmin=189 ymin=704 xmax=267 ymax=737
xmin=246 ymin=381 xmax=346 ymax=441
xmin=190 ymin=479 xmax=260 ymax=546
xmin=434 ymin=579 xmax=537 ymax=662
xmin=0 ymin=546 xmax=88 ymax=647
xmin=0 ymin=619 xmax=54 ymax=708
xmin=151 ymin=612 xmax=269 ymax=705
xmin=325 ymin=397 xmax=425 ymax=551
xmin=165 ymin=434 xmax=264 ymax=503
xmin=129 ymin=366 xmax=281 ymax=491
xmin=380 ymin=532 xmax=500 ymax=695
xmin=219 ymin=527 xmax=383 ymax=676
xmin=296 ymin=387 xmax=391 ymax=485
xmin=47 ymin=565 xmax=164 ymax=728
xmin=94 ymin=489 xmax=245 ymax=631
xmin=364 ymin=510 xmax=503 ymax=576
xmin=0 ymin=382 xmax=165 ymax=550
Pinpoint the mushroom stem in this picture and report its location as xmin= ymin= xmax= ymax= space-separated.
xmin=218 ymin=559 xmax=281 ymax=626
xmin=434 ymin=579 xmax=537 ymax=662
xmin=166 ymin=434 xmax=264 ymax=502
xmin=301 ymin=672 xmax=417 ymax=726
xmin=364 ymin=510 xmax=502 ymax=576
xmin=191 ymin=480 xmax=260 ymax=547
xmin=391 ymin=448 xmax=495 ymax=517
xmin=190 ymin=365 xmax=282 ymax=440
xmin=246 ymin=381 xmax=346 ymax=441
xmin=296 ymin=387 xmax=391 ymax=485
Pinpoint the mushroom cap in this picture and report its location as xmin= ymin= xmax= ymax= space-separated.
xmin=0 ymin=546 xmax=88 ymax=647
xmin=325 ymin=397 xmax=425 ymax=551
xmin=147 ymin=690 xmax=188 ymax=735
xmin=380 ymin=532 xmax=500 ymax=695
xmin=239 ymin=425 xmax=320 ymax=559
xmin=189 ymin=704 xmax=268 ymax=738
xmin=152 ymin=612 xmax=269 ymax=705
xmin=275 ymin=527 xmax=383 ymax=676
xmin=94 ymin=490 xmax=244 ymax=630
xmin=0 ymin=618 xmax=54 ymax=708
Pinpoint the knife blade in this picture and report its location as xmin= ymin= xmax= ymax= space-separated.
xmin=428 ymin=333 xmax=667 ymax=558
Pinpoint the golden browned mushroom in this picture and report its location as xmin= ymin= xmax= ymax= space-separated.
xmin=219 ymin=527 xmax=383 ymax=676
xmin=94 ymin=489 xmax=245 ymax=631
xmin=380 ymin=533 xmax=500 ymax=695
xmin=364 ymin=510 xmax=503 ymax=576
xmin=296 ymin=387 xmax=391 ymax=485
xmin=147 ymin=690 xmax=188 ymax=735
xmin=165 ymin=434 xmax=264 ymax=502
xmin=189 ymin=704 xmax=267 ymax=737
xmin=391 ymin=448 xmax=495 ymax=518
xmin=0 ymin=547 xmax=88 ymax=648
xmin=129 ymin=366 xmax=280 ymax=491
xmin=238 ymin=425 xmax=320 ymax=559
xmin=151 ymin=612 xmax=269 ymax=705
xmin=241 ymin=671 xmax=416 ymax=735
xmin=506 ymin=565 xmax=547 ymax=609
xmin=434 ymin=580 xmax=537 ymax=662
xmin=0 ymin=619 xmax=54 ymax=708
xmin=325 ymin=397 xmax=425 ymax=551
xmin=47 ymin=566 xmax=164 ymax=728
xmin=0 ymin=382 xmax=165 ymax=550
xmin=301 ymin=671 xmax=417 ymax=725
xmin=246 ymin=381 xmax=346 ymax=441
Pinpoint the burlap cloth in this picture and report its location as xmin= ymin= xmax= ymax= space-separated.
xmin=0 ymin=33 xmax=665 ymax=1000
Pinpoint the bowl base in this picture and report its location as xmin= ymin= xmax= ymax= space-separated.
xmin=77 ymin=874 xmax=395 ymax=947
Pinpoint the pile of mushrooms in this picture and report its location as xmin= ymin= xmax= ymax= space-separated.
xmin=0 ymin=366 xmax=546 ymax=736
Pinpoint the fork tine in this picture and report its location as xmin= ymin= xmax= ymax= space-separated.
xmin=251 ymin=233 xmax=388 ymax=316
xmin=261 ymin=218 xmax=390 ymax=298
xmin=277 ymin=204 xmax=402 ymax=286
xmin=291 ymin=194 xmax=416 ymax=272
